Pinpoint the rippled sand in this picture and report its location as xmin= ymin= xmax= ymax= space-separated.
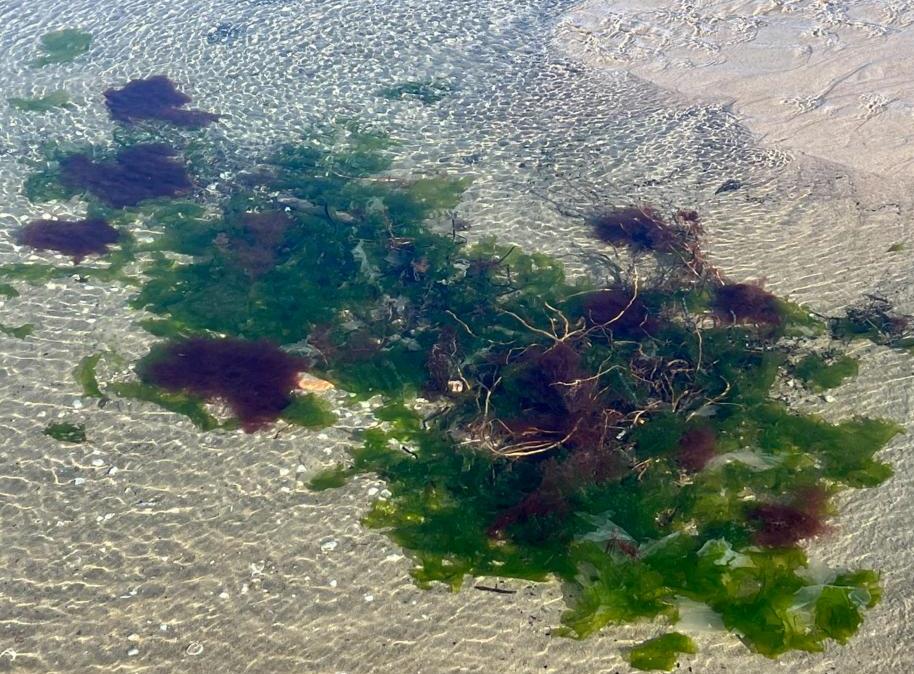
xmin=559 ymin=0 xmax=914 ymax=179
xmin=1 ymin=0 xmax=913 ymax=672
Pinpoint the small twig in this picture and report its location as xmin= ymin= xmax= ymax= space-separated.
xmin=474 ymin=584 xmax=517 ymax=595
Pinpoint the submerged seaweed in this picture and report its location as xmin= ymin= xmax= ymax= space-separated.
xmin=43 ymin=421 xmax=86 ymax=443
xmin=137 ymin=337 xmax=307 ymax=431
xmin=627 ymin=632 xmax=697 ymax=671
xmin=8 ymin=116 xmax=901 ymax=666
xmin=0 ymin=323 xmax=33 ymax=339
xmin=713 ymin=282 xmax=782 ymax=326
xmin=17 ymin=218 xmax=119 ymax=262
xmin=8 ymin=91 xmax=73 ymax=112
xmin=104 ymin=76 xmax=219 ymax=127
xmin=31 ymin=29 xmax=92 ymax=67
xmin=378 ymin=79 xmax=453 ymax=105
xmin=60 ymin=143 xmax=192 ymax=207
xmin=794 ymin=353 xmax=859 ymax=391
xmin=591 ymin=207 xmax=677 ymax=252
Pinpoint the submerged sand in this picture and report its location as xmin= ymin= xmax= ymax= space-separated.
xmin=0 ymin=0 xmax=913 ymax=673
xmin=558 ymin=0 xmax=914 ymax=180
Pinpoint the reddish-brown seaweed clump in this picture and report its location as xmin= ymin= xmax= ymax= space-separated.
xmin=675 ymin=427 xmax=716 ymax=472
xmin=488 ymin=447 xmax=625 ymax=537
xmin=61 ymin=143 xmax=192 ymax=208
xmin=16 ymin=218 xmax=119 ymax=262
xmin=591 ymin=207 xmax=675 ymax=252
xmin=104 ymin=76 xmax=219 ymax=127
xmin=712 ymin=283 xmax=782 ymax=326
xmin=581 ymin=288 xmax=652 ymax=336
xmin=747 ymin=501 xmax=824 ymax=547
xmin=140 ymin=337 xmax=307 ymax=431
xmin=500 ymin=342 xmax=608 ymax=451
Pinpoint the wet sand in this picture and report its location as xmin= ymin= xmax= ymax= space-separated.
xmin=558 ymin=0 xmax=914 ymax=180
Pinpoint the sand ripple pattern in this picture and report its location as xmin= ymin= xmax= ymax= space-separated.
xmin=559 ymin=0 xmax=914 ymax=179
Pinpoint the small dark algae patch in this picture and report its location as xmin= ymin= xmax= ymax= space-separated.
xmin=44 ymin=422 xmax=86 ymax=443
xmin=104 ymin=76 xmax=219 ymax=128
xmin=60 ymin=143 xmax=192 ymax=207
xmin=17 ymin=218 xmax=119 ymax=262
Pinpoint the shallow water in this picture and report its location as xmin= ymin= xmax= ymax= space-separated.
xmin=1 ymin=1 xmax=914 ymax=672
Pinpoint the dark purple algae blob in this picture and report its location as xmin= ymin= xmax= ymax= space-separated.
xmin=61 ymin=143 xmax=192 ymax=208
xmin=17 ymin=218 xmax=119 ymax=262
xmin=104 ymin=76 xmax=219 ymax=128
xmin=140 ymin=337 xmax=307 ymax=431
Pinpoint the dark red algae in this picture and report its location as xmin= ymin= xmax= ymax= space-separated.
xmin=140 ymin=338 xmax=307 ymax=431
xmin=104 ymin=76 xmax=220 ymax=128
xmin=747 ymin=502 xmax=825 ymax=548
xmin=17 ymin=218 xmax=119 ymax=262
xmin=713 ymin=283 xmax=782 ymax=326
xmin=675 ymin=427 xmax=716 ymax=473
xmin=60 ymin=143 xmax=192 ymax=208
xmin=581 ymin=287 xmax=652 ymax=336
xmin=591 ymin=207 xmax=675 ymax=252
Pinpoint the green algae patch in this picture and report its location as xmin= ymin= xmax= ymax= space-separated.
xmin=308 ymin=464 xmax=352 ymax=491
xmin=32 ymin=29 xmax=92 ymax=67
xmin=626 ymin=633 xmax=697 ymax=671
xmin=44 ymin=422 xmax=86 ymax=443
xmin=23 ymin=167 xmax=78 ymax=203
xmin=0 ymin=284 xmax=18 ymax=298
xmin=0 ymin=323 xmax=33 ymax=339
xmin=73 ymin=353 xmax=105 ymax=398
xmin=108 ymin=381 xmax=222 ymax=431
xmin=794 ymin=353 xmax=859 ymax=390
xmin=378 ymin=80 xmax=453 ymax=105
xmin=281 ymin=394 xmax=337 ymax=428
xmin=830 ymin=296 xmax=913 ymax=348
xmin=9 ymin=91 xmax=73 ymax=112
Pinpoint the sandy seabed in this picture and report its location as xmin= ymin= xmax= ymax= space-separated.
xmin=1 ymin=0 xmax=914 ymax=672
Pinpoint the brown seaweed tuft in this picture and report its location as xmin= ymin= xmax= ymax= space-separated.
xmin=712 ymin=282 xmax=782 ymax=326
xmin=60 ymin=143 xmax=192 ymax=208
xmin=581 ymin=287 xmax=652 ymax=336
xmin=104 ymin=76 xmax=219 ymax=127
xmin=217 ymin=211 xmax=291 ymax=278
xmin=17 ymin=218 xmax=119 ymax=262
xmin=591 ymin=207 xmax=676 ymax=252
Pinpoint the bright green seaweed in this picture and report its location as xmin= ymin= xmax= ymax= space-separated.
xmin=627 ymin=633 xmax=697 ymax=671
xmin=9 ymin=91 xmax=73 ymax=112
xmin=44 ymin=421 xmax=86 ymax=443
xmin=31 ymin=29 xmax=92 ymax=67
xmin=794 ymin=353 xmax=859 ymax=391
